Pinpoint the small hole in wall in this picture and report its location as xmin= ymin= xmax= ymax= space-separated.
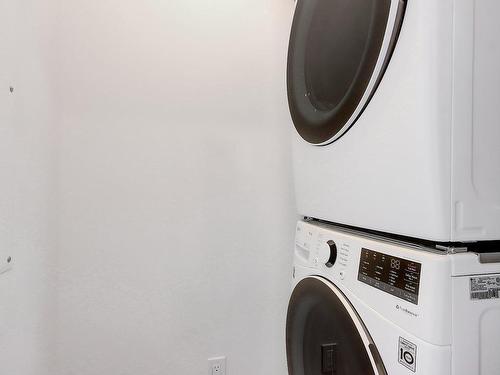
xmin=9 ymin=86 xmax=14 ymax=93
xmin=7 ymin=256 xmax=12 ymax=263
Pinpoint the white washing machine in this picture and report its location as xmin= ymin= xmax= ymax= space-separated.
xmin=287 ymin=220 xmax=500 ymax=374
xmin=288 ymin=0 xmax=500 ymax=242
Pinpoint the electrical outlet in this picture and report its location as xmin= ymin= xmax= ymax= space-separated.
xmin=208 ymin=356 xmax=226 ymax=375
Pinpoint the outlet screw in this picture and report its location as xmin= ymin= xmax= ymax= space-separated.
xmin=9 ymin=86 xmax=14 ymax=93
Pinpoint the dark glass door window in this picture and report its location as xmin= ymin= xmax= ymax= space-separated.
xmin=286 ymin=277 xmax=386 ymax=375
xmin=287 ymin=0 xmax=406 ymax=144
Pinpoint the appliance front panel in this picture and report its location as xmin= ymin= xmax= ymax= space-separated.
xmin=291 ymin=0 xmax=454 ymax=241
xmin=290 ymin=264 xmax=453 ymax=375
xmin=294 ymin=220 xmax=453 ymax=345
xmin=286 ymin=276 xmax=383 ymax=375
xmin=287 ymin=0 xmax=405 ymax=145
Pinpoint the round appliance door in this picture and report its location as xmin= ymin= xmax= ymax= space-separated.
xmin=287 ymin=0 xmax=407 ymax=145
xmin=286 ymin=277 xmax=386 ymax=375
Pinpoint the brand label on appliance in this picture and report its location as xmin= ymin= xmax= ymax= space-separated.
xmin=470 ymin=276 xmax=500 ymax=300
xmin=398 ymin=337 xmax=417 ymax=372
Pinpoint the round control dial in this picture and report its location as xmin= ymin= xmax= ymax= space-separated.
xmin=318 ymin=240 xmax=338 ymax=268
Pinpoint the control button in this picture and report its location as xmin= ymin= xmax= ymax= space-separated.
xmin=318 ymin=242 xmax=331 ymax=265
xmin=325 ymin=240 xmax=338 ymax=268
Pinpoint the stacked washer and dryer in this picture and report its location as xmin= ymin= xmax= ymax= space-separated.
xmin=285 ymin=0 xmax=500 ymax=374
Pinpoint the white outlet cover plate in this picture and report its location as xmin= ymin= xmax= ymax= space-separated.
xmin=208 ymin=356 xmax=226 ymax=375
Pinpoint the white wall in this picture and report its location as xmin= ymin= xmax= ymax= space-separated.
xmin=0 ymin=1 xmax=57 ymax=374
xmin=55 ymin=1 xmax=295 ymax=375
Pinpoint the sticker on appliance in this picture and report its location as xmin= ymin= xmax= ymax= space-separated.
xmin=470 ymin=276 xmax=500 ymax=300
xmin=398 ymin=337 xmax=417 ymax=372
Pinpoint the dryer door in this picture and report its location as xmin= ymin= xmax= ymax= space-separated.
xmin=286 ymin=277 xmax=386 ymax=375
xmin=287 ymin=0 xmax=406 ymax=145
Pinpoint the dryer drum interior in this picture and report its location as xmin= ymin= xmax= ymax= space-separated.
xmin=286 ymin=277 xmax=386 ymax=375
xmin=287 ymin=0 xmax=406 ymax=145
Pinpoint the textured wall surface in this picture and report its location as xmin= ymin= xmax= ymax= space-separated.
xmin=0 ymin=1 xmax=57 ymax=374
xmin=55 ymin=1 xmax=296 ymax=375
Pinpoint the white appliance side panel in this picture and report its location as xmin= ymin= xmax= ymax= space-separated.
xmin=452 ymin=274 xmax=500 ymax=375
xmin=451 ymin=252 xmax=500 ymax=277
xmin=292 ymin=0 xmax=454 ymax=241
xmin=452 ymin=0 xmax=500 ymax=241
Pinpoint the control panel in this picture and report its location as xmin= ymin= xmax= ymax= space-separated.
xmin=295 ymin=221 xmax=351 ymax=273
xmin=358 ymin=248 xmax=422 ymax=305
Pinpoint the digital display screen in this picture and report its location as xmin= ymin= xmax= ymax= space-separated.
xmin=358 ymin=248 xmax=421 ymax=305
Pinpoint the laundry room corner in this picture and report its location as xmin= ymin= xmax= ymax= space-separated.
xmin=4 ymin=0 xmax=500 ymax=374
xmin=52 ymin=1 xmax=297 ymax=374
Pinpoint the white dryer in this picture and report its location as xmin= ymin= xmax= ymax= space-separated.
xmin=287 ymin=0 xmax=500 ymax=242
xmin=287 ymin=220 xmax=500 ymax=374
